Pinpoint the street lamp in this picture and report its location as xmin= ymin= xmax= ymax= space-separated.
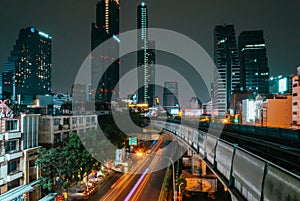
xmin=163 ymin=155 xmax=176 ymax=201
xmin=178 ymin=182 xmax=185 ymax=198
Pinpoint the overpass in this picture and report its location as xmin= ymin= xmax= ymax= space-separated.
xmin=153 ymin=120 xmax=300 ymax=201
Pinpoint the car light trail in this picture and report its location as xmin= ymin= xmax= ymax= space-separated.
xmin=124 ymin=168 xmax=149 ymax=201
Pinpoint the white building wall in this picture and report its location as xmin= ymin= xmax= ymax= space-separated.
xmin=38 ymin=114 xmax=98 ymax=145
xmin=0 ymin=117 xmax=23 ymax=194
xmin=292 ymin=74 xmax=300 ymax=127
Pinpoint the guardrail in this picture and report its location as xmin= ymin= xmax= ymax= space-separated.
xmin=153 ymin=120 xmax=300 ymax=201
xmin=198 ymin=122 xmax=300 ymax=148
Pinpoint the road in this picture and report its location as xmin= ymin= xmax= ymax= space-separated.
xmin=69 ymin=172 xmax=123 ymax=201
xmin=96 ymin=140 xmax=170 ymax=201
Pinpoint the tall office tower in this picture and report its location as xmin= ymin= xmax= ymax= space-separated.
xmin=91 ymin=0 xmax=120 ymax=104
xmin=163 ymin=81 xmax=179 ymax=107
xmin=2 ymin=27 xmax=52 ymax=104
xmin=213 ymin=25 xmax=240 ymax=116
xmin=238 ymin=30 xmax=269 ymax=95
xmin=137 ymin=2 xmax=156 ymax=107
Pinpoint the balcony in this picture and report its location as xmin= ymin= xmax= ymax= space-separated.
xmin=0 ymin=178 xmax=4 ymax=185
xmin=7 ymin=171 xmax=23 ymax=182
xmin=5 ymin=132 xmax=21 ymax=140
xmin=6 ymin=151 xmax=22 ymax=161
xmin=0 ymin=156 xmax=4 ymax=163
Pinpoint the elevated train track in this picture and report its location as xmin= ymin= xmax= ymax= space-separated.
xmin=153 ymin=120 xmax=300 ymax=201
xmin=175 ymin=119 xmax=300 ymax=174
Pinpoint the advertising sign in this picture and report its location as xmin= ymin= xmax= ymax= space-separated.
xmin=129 ymin=137 xmax=137 ymax=146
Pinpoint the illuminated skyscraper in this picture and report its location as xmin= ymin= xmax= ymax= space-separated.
xmin=137 ymin=2 xmax=156 ymax=106
xmin=2 ymin=27 xmax=52 ymax=104
xmin=238 ymin=30 xmax=269 ymax=95
xmin=91 ymin=0 xmax=120 ymax=103
xmin=213 ymin=24 xmax=240 ymax=115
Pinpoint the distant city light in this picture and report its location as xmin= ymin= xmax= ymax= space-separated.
xmin=141 ymin=2 xmax=145 ymax=6
xmin=30 ymin=28 xmax=35 ymax=33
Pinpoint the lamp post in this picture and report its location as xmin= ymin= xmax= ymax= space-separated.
xmin=163 ymin=155 xmax=176 ymax=201
xmin=178 ymin=182 xmax=185 ymax=198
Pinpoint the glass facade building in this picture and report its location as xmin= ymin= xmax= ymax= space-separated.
xmin=238 ymin=30 xmax=269 ymax=95
xmin=2 ymin=27 xmax=52 ymax=104
xmin=213 ymin=25 xmax=240 ymax=115
xmin=91 ymin=0 xmax=120 ymax=103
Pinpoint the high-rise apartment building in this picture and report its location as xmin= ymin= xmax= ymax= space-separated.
xmin=137 ymin=2 xmax=156 ymax=107
xmin=91 ymin=0 xmax=120 ymax=103
xmin=213 ymin=25 xmax=240 ymax=116
xmin=2 ymin=27 xmax=52 ymax=104
xmin=238 ymin=30 xmax=269 ymax=95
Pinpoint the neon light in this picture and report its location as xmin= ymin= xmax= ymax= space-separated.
xmin=38 ymin=31 xmax=51 ymax=39
xmin=245 ymin=44 xmax=265 ymax=48
xmin=113 ymin=35 xmax=120 ymax=43
xmin=124 ymin=168 xmax=149 ymax=201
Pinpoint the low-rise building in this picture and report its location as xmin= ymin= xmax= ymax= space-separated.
xmin=0 ymin=101 xmax=42 ymax=200
xmin=38 ymin=114 xmax=97 ymax=147
xmin=242 ymin=94 xmax=292 ymax=128
xmin=21 ymin=114 xmax=41 ymax=200
xmin=292 ymin=67 xmax=300 ymax=128
xmin=257 ymin=95 xmax=292 ymax=128
xmin=0 ymin=103 xmax=23 ymax=194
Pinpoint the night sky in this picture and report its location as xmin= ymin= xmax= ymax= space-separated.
xmin=0 ymin=0 xmax=299 ymax=98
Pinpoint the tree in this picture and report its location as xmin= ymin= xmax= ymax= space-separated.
xmin=35 ymin=146 xmax=72 ymax=193
xmin=35 ymin=133 xmax=103 ymax=194
xmin=63 ymin=133 xmax=99 ymax=181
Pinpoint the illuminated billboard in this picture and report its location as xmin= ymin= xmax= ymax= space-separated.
xmin=170 ymin=108 xmax=179 ymax=115
xmin=278 ymin=77 xmax=288 ymax=93
xmin=248 ymin=100 xmax=255 ymax=121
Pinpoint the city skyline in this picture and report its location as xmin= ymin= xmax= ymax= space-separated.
xmin=0 ymin=0 xmax=299 ymax=94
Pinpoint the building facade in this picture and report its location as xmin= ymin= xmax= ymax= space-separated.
xmin=213 ymin=25 xmax=240 ymax=116
xmin=0 ymin=102 xmax=41 ymax=200
xmin=0 ymin=104 xmax=23 ymax=194
xmin=38 ymin=115 xmax=97 ymax=147
xmin=238 ymin=30 xmax=269 ymax=95
xmin=269 ymin=75 xmax=293 ymax=95
xmin=20 ymin=114 xmax=41 ymax=201
xmin=257 ymin=95 xmax=292 ymax=128
xmin=163 ymin=81 xmax=178 ymax=107
xmin=292 ymin=67 xmax=300 ymax=127
xmin=2 ymin=27 xmax=52 ymax=104
xmin=137 ymin=2 xmax=156 ymax=106
xmin=91 ymin=0 xmax=120 ymax=103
